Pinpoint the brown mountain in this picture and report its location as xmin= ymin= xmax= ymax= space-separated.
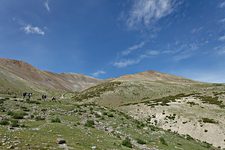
xmin=0 ymin=58 xmax=101 ymax=94
xmin=114 ymin=70 xmax=195 ymax=83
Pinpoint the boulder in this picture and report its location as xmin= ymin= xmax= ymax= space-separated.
xmin=56 ymin=138 xmax=66 ymax=144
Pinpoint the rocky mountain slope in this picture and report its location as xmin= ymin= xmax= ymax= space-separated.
xmin=0 ymin=58 xmax=101 ymax=94
xmin=73 ymin=71 xmax=225 ymax=149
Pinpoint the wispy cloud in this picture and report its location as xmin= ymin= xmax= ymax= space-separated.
xmin=113 ymin=59 xmax=141 ymax=68
xmin=113 ymin=41 xmax=202 ymax=68
xmin=92 ymin=70 xmax=106 ymax=77
xmin=191 ymin=27 xmax=203 ymax=34
xmin=113 ymin=50 xmax=161 ymax=68
xmin=22 ymin=24 xmax=45 ymax=35
xmin=121 ymin=42 xmax=145 ymax=56
xmin=219 ymin=35 xmax=225 ymax=41
xmin=44 ymin=0 xmax=50 ymax=12
xmin=219 ymin=1 xmax=225 ymax=8
xmin=126 ymin=0 xmax=178 ymax=29
xmin=214 ymin=45 xmax=225 ymax=55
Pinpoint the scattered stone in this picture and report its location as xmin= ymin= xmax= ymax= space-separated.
xmin=57 ymin=138 xmax=66 ymax=144
xmin=91 ymin=145 xmax=97 ymax=150
xmin=7 ymin=145 xmax=14 ymax=149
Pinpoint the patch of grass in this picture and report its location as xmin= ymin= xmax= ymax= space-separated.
xmin=122 ymin=137 xmax=132 ymax=148
xmin=8 ymin=111 xmax=27 ymax=119
xmin=74 ymin=81 xmax=122 ymax=101
xmin=201 ymin=118 xmax=218 ymax=124
xmin=51 ymin=117 xmax=61 ymax=123
xmin=0 ymin=119 xmax=9 ymax=125
xmin=10 ymin=120 xmax=19 ymax=127
xmin=84 ymin=120 xmax=95 ymax=128
xmin=35 ymin=116 xmax=45 ymax=121
xmin=107 ymin=113 xmax=114 ymax=117
xmin=0 ymin=98 xmax=7 ymax=104
xmin=26 ymin=100 xmax=41 ymax=104
xmin=159 ymin=137 xmax=168 ymax=146
xmin=187 ymin=101 xmax=198 ymax=106
xmin=103 ymin=112 xmax=108 ymax=115
xmin=165 ymin=114 xmax=176 ymax=120
xmin=141 ymin=93 xmax=194 ymax=107
xmin=20 ymin=106 xmax=30 ymax=112
xmin=136 ymin=138 xmax=146 ymax=145
xmin=195 ymin=95 xmax=225 ymax=108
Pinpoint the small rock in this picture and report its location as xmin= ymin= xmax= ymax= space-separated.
xmin=91 ymin=145 xmax=97 ymax=150
xmin=57 ymin=138 xmax=66 ymax=144
xmin=7 ymin=145 xmax=14 ymax=149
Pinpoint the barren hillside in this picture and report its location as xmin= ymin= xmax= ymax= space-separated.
xmin=0 ymin=58 xmax=101 ymax=94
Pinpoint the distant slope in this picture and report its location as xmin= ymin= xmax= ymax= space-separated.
xmin=0 ymin=58 xmax=101 ymax=94
xmin=115 ymin=70 xmax=195 ymax=83
xmin=74 ymin=71 xmax=209 ymax=106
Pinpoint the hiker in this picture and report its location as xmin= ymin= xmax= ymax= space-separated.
xmin=42 ymin=95 xmax=47 ymax=100
xmin=27 ymin=93 xmax=32 ymax=99
xmin=23 ymin=92 xmax=27 ymax=99
xmin=52 ymin=97 xmax=56 ymax=101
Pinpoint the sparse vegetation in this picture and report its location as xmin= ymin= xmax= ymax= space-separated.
xmin=142 ymin=93 xmax=194 ymax=107
xmin=195 ymin=95 xmax=225 ymax=108
xmin=201 ymin=118 xmax=218 ymax=124
xmin=0 ymin=119 xmax=9 ymax=125
xmin=51 ymin=117 xmax=61 ymax=123
xmin=85 ymin=119 xmax=95 ymax=128
xmin=159 ymin=137 xmax=168 ymax=146
xmin=136 ymin=138 xmax=146 ymax=144
xmin=8 ymin=111 xmax=27 ymax=119
xmin=10 ymin=119 xmax=19 ymax=127
xmin=122 ymin=137 xmax=132 ymax=148
xmin=74 ymin=81 xmax=122 ymax=101
xmin=35 ymin=116 xmax=45 ymax=121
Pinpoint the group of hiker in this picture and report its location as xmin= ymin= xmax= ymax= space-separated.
xmin=22 ymin=92 xmax=56 ymax=101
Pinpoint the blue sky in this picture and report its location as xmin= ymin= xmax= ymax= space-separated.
xmin=1 ymin=0 xmax=225 ymax=82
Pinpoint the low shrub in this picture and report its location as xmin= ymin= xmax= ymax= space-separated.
xmin=8 ymin=111 xmax=27 ymax=119
xmin=136 ymin=138 xmax=146 ymax=145
xmin=159 ymin=137 xmax=168 ymax=146
xmin=35 ymin=116 xmax=45 ymax=121
xmin=85 ymin=120 xmax=95 ymax=128
xmin=11 ymin=120 xmax=19 ymax=127
xmin=0 ymin=119 xmax=9 ymax=125
xmin=202 ymin=118 xmax=218 ymax=124
xmin=51 ymin=117 xmax=61 ymax=123
xmin=122 ymin=137 xmax=132 ymax=148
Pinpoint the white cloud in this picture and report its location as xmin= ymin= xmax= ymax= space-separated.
xmin=22 ymin=24 xmax=45 ymax=35
xmin=144 ymin=50 xmax=160 ymax=56
xmin=122 ymin=42 xmax=145 ymax=56
xmin=92 ymin=70 xmax=106 ymax=77
xmin=113 ymin=59 xmax=141 ymax=68
xmin=114 ymin=50 xmax=160 ymax=68
xmin=126 ymin=0 xmax=177 ymax=29
xmin=173 ymin=51 xmax=192 ymax=61
xmin=44 ymin=0 xmax=50 ymax=12
xmin=219 ymin=1 xmax=225 ymax=8
xmin=219 ymin=35 xmax=225 ymax=41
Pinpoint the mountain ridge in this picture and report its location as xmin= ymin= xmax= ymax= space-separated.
xmin=0 ymin=58 xmax=101 ymax=93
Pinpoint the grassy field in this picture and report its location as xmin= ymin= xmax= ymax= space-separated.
xmin=0 ymin=93 xmax=219 ymax=150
